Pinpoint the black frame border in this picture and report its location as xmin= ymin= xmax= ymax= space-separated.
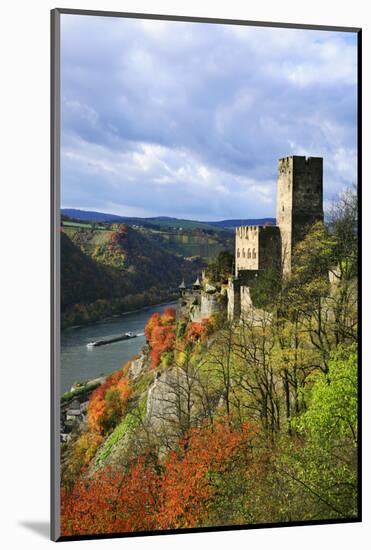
xmin=51 ymin=7 xmax=362 ymax=543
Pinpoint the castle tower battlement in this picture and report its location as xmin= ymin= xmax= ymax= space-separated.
xmin=235 ymin=224 xmax=280 ymax=275
xmin=236 ymin=225 xmax=260 ymax=239
xmin=277 ymin=155 xmax=323 ymax=275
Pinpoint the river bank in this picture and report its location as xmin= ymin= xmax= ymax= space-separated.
xmin=63 ymin=296 xmax=178 ymax=332
xmin=62 ymin=290 xmax=178 ymax=330
xmin=60 ymin=300 xmax=176 ymax=394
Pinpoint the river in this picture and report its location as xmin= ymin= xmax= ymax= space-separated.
xmin=60 ymin=301 xmax=176 ymax=394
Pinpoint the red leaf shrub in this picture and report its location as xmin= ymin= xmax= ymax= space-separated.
xmin=87 ymin=369 xmax=132 ymax=434
xmin=144 ymin=308 xmax=176 ymax=369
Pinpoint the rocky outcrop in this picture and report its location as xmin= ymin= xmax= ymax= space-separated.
xmin=128 ymin=354 xmax=146 ymax=380
xmin=146 ymin=370 xmax=183 ymax=432
xmin=145 ymin=367 xmax=205 ymax=453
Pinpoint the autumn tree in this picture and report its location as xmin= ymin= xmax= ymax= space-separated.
xmin=144 ymin=308 xmax=177 ymax=369
xmin=157 ymin=420 xmax=259 ymax=529
xmin=61 ymin=458 xmax=160 ymax=536
xmin=87 ymin=370 xmax=131 ymax=435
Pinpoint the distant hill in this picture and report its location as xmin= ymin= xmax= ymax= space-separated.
xmin=62 ymin=209 xmax=131 ymax=223
xmin=61 ymin=224 xmax=204 ymax=327
xmin=62 ymin=208 xmax=219 ymax=231
xmin=61 ymin=231 xmax=116 ymax=311
xmin=61 ymin=209 xmax=276 ymax=231
xmin=207 ymin=218 xmax=276 ymax=229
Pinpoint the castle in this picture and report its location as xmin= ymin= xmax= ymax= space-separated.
xmin=179 ymin=155 xmax=324 ymax=322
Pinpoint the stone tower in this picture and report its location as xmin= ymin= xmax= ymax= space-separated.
xmin=276 ymin=156 xmax=323 ymax=276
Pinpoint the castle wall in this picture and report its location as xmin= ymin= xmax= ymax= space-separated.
xmin=190 ymin=307 xmax=202 ymax=323
xmin=235 ymin=226 xmax=259 ymax=274
xmin=177 ymin=289 xmax=201 ymax=320
xmin=277 ymin=156 xmax=323 ymax=276
xmin=201 ymin=293 xmax=220 ymax=318
xmin=227 ymin=278 xmax=241 ymax=321
xmin=292 ymin=156 xmax=323 ymax=246
xmin=235 ymin=225 xmax=281 ymax=276
xmin=178 ymin=289 xmax=220 ymax=322
xmin=240 ymin=285 xmax=272 ymax=324
xmin=276 ymin=156 xmax=293 ymax=276
xmin=240 ymin=285 xmax=253 ymax=316
xmin=258 ymin=226 xmax=281 ymax=270
xmin=190 ymin=155 xmax=326 ymax=323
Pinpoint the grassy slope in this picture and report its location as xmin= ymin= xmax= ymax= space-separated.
xmin=61 ymin=225 xmax=205 ymax=324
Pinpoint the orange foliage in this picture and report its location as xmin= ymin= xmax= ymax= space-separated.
xmin=62 ymin=432 xmax=104 ymax=487
xmin=149 ymin=325 xmax=176 ymax=369
xmin=157 ymin=420 xmax=257 ymax=529
xmin=122 ymin=356 xmax=139 ymax=377
xmin=110 ymin=224 xmax=128 ymax=242
xmin=185 ymin=318 xmax=212 ymax=344
xmin=144 ymin=308 xmax=177 ymax=369
xmin=185 ymin=322 xmax=206 ymax=343
xmin=144 ymin=312 xmax=161 ymax=341
xmin=116 ymin=377 xmax=131 ymax=401
xmin=61 ymin=459 xmax=160 ymax=536
xmin=161 ymin=307 xmax=176 ymax=325
xmin=61 ymin=420 xmax=259 ymax=536
xmin=87 ymin=369 xmax=132 ymax=434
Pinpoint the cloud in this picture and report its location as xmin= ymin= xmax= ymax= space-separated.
xmin=60 ymin=15 xmax=358 ymax=220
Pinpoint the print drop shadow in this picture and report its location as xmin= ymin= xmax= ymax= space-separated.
xmin=18 ymin=521 xmax=50 ymax=539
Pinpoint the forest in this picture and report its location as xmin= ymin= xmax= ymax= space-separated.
xmin=60 ymin=190 xmax=358 ymax=536
xmin=61 ymin=222 xmax=205 ymax=328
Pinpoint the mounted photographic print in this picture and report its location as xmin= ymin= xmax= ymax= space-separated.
xmin=51 ymin=8 xmax=361 ymax=541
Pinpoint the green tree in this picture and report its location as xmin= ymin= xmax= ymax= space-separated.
xmin=286 ymin=344 xmax=358 ymax=519
xmin=296 ymin=343 xmax=358 ymax=445
xmin=328 ymin=187 xmax=358 ymax=281
xmin=206 ymin=250 xmax=233 ymax=283
xmin=250 ymin=264 xmax=282 ymax=309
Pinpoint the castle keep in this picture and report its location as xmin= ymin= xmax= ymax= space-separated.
xmin=228 ymin=155 xmax=324 ymax=320
xmin=178 ymin=155 xmax=324 ymax=322
xmin=277 ymin=156 xmax=323 ymax=276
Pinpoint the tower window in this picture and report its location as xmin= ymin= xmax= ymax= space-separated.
xmin=237 ymin=248 xmax=240 ymax=258
xmin=252 ymin=248 xmax=256 ymax=259
xmin=242 ymin=248 xmax=245 ymax=258
xmin=282 ymin=204 xmax=285 ymax=212
xmin=247 ymin=248 xmax=251 ymax=259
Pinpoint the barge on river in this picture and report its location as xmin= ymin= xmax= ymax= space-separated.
xmin=87 ymin=332 xmax=136 ymax=348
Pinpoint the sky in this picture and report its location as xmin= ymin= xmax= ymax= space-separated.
xmin=60 ymin=15 xmax=358 ymax=221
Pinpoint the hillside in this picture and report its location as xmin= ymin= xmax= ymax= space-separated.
xmin=61 ymin=208 xmax=275 ymax=232
xmin=61 ymin=232 xmax=116 ymax=310
xmin=60 ymin=201 xmax=358 ymax=535
xmin=61 ymin=224 xmax=204 ymax=327
xmin=61 ymin=210 xmax=358 ymax=535
xmin=62 ymin=218 xmax=233 ymax=261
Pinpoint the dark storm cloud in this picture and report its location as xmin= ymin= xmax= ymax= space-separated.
xmin=61 ymin=15 xmax=357 ymax=219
